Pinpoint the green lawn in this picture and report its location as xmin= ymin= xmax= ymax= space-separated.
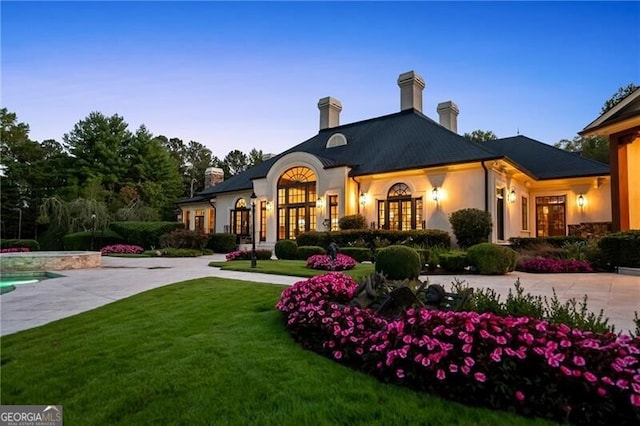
xmin=0 ymin=278 xmax=553 ymax=425
xmin=209 ymin=259 xmax=375 ymax=280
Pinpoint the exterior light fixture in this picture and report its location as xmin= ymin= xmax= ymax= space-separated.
xmin=431 ymin=187 xmax=441 ymax=202
xmin=316 ymin=197 xmax=324 ymax=209
xmin=359 ymin=193 xmax=367 ymax=206
xmin=508 ymin=189 xmax=516 ymax=203
xmin=577 ymin=194 xmax=586 ymax=208
xmin=265 ymin=201 xmax=273 ymax=212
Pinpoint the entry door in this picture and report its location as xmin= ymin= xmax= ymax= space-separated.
xmin=536 ymin=196 xmax=566 ymax=237
xmin=496 ymin=188 xmax=505 ymax=241
xmin=287 ymin=207 xmax=307 ymax=239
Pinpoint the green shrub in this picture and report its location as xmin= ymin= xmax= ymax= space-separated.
xmin=449 ymin=208 xmax=492 ymax=248
xmin=438 ymin=251 xmax=468 ymax=273
xmin=339 ymin=247 xmax=373 ymax=263
xmin=207 ymin=233 xmax=237 ymax=253
xmin=108 ymin=221 xmax=185 ymax=249
xmin=296 ymin=245 xmax=326 ymax=260
xmin=375 ymin=245 xmax=421 ymax=280
xmin=159 ymin=229 xmax=209 ymax=249
xmin=413 ymin=248 xmax=429 ymax=268
xmin=598 ymin=230 xmax=640 ymax=268
xmin=157 ymin=248 xmax=204 ymax=257
xmin=62 ymin=230 xmax=125 ymax=251
xmin=509 ymin=236 xmax=587 ymax=249
xmin=274 ymin=239 xmax=298 ymax=260
xmin=467 ymin=243 xmax=518 ymax=275
xmin=295 ymin=231 xmax=330 ymax=248
xmin=295 ymin=229 xmax=450 ymax=251
xmin=0 ymin=239 xmax=40 ymax=251
xmin=338 ymin=214 xmax=367 ymax=230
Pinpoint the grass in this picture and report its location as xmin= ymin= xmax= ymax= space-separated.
xmin=0 ymin=278 xmax=553 ymax=426
xmin=209 ymin=259 xmax=375 ymax=280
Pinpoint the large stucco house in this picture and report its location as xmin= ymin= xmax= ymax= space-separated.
xmin=177 ymin=71 xmax=611 ymax=248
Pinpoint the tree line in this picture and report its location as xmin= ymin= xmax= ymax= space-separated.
xmin=0 ymin=109 xmax=264 ymax=242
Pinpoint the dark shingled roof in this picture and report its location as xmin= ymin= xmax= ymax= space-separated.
xmin=186 ymin=110 xmax=609 ymax=201
xmin=482 ymin=136 xmax=610 ymax=180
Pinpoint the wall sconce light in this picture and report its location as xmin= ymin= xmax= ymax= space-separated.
xmin=316 ymin=197 xmax=324 ymax=210
xmin=431 ymin=187 xmax=441 ymax=202
xmin=265 ymin=201 xmax=273 ymax=212
xmin=577 ymin=194 xmax=586 ymax=208
xmin=508 ymin=189 xmax=516 ymax=203
xmin=359 ymin=193 xmax=367 ymax=206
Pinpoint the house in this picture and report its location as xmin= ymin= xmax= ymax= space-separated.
xmin=580 ymin=87 xmax=640 ymax=231
xmin=177 ymin=71 xmax=611 ymax=248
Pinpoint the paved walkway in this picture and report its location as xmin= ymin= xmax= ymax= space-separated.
xmin=1 ymin=255 xmax=639 ymax=336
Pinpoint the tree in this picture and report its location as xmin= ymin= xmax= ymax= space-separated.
xmin=463 ymin=130 xmax=498 ymax=143
xmin=554 ymin=135 xmax=609 ymax=164
xmin=601 ymin=83 xmax=638 ymax=114
xmin=248 ymin=148 xmax=264 ymax=168
xmin=222 ymin=149 xmax=249 ymax=178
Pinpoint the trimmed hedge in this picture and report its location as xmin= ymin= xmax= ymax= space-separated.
xmin=375 ymin=245 xmax=421 ymax=280
xmin=275 ymin=239 xmax=298 ymax=260
xmin=207 ymin=233 xmax=237 ymax=253
xmin=338 ymin=214 xmax=367 ymax=230
xmin=0 ymin=239 xmax=40 ymax=251
xmin=62 ymin=230 xmax=126 ymax=251
xmin=467 ymin=243 xmax=518 ymax=275
xmin=109 ymin=221 xmax=185 ymax=249
xmin=509 ymin=236 xmax=587 ymax=249
xmin=449 ymin=208 xmax=492 ymax=248
xmin=296 ymin=229 xmax=451 ymax=250
xmin=598 ymin=230 xmax=640 ymax=268
xmin=296 ymin=245 xmax=326 ymax=260
xmin=339 ymin=247 xmax=373 ymax=263
xmin=439 ymin=251 xmax=468 ymax=273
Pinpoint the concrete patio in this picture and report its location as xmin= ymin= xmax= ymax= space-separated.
xmin=1 ymin=254 xmax=639 ymax=336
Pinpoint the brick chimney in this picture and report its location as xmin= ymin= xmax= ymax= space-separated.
xmin=318 ymin=96 xmax=342 ymax=130
xmin=397 ymin=71 xmax=425 ymax=112
xmin=437 ymin=101 xmax=459 ymax=133
xmin=204 ymin=167 xmax=224 ymax=189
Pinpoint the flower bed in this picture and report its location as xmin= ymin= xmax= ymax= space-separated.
xmin=225 ymin=249 xmax=273 ymax=261
xmin=276 ymin=273 xmax=640 ymax=424
xmin=0 ymin=247 xmax=30 ymax=253
xmin=306 ymin=253 xmax=357 ymax=271
xmin=517 ymin=258 xmax=593 ymax=273
xmin=101 ymin=244 xmax=144 ymax=255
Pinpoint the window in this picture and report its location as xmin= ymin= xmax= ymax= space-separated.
xmin=277 ymin=167 xmax=317 ymax=240
xmin=328 ymin=195 xmax=339 ymax=231
xmin=208 ymin=208 xmax=215 ymax=233
xmin=259 ymin=201 xmax=267 ymax=241
xmin=377 ymin=183 xmax=423 ymax=230
xmin=231 ymin=198 xmax=250 ymax=237
xmin=521 ymin=196 xmax=529 ymax=231
xmin=195 ymin=210 xmax=205 ymax=233
xmin=536 ymin=196 xmax=566 ymax=237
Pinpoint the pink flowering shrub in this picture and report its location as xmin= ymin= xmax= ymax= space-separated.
xmin=0 ymin=247 xmax=30 ymax=253
xmin=277 ymin=273 xmax=640 ymax=424
xmin=101 ymin=244 xmax=144 ymax=255
xmin=518 ymin=257 xmax=593 ymax=273
xmin=306 ymin=253 xmax=357 ymax=271
xmin=225 ymin=249 xmax=272 ymax=261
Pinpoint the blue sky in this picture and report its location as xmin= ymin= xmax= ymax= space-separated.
xmin=2 ymin=1 xmax=639 ymax=159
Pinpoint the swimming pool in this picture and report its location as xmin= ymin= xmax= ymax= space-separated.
xmin=0 ymin=272 xmax=64 ymax=294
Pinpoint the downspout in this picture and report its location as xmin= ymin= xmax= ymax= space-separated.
xmin=351 ymin=176 xmax=361 ymax=215
xmin=481 ymin=161 xmax=489 ymax=212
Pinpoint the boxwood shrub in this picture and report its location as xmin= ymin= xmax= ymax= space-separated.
xmin=296 ymin=229 xmax=450 ymax=250
xmin=449 ymin=208 xmax=492 ymax=248
xmin=275 ymin=239 xmax=298 ymax=260
xmin=109 ymin=221 xmax=185 ymax=249
xmin=467 ymin=243 xmax=518 ymax=275
xmin=338 ymin=214 xmax=367 ymax=230
xmin=375 ymin=245 xmax=421 ymax=280
xmin=340 ymin=247 xmax=373 ymax=263
xmin=62 ymin=230 xmax=126 ymax=250
xmin=598 ymin=230 xmax=640 ymax=268
xmin=296 ymin=245 xmax=326 ymax=260
xmin=207 ymin=233 xmax=237 ymax=253
xmin=438 ymin=251 xmax=468 ymax=273
xmin=0 ymin=239 xmax=40 ymax=251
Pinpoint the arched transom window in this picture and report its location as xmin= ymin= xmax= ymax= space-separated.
xmin=231 ymin=198 xmax=249 ymax=237
xmin=277 ymin=167 xmax=317 ymax=239
xmin=378 ymin=182 xmax=423 ymax=230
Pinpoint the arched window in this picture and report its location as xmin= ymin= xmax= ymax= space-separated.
xmin=277 ymin=167 xmax=317 ymax=239
xmin=231 ymin=198 xmax=249 ymax=237
xmin=377 ymin=183 xmax=423 ymax=230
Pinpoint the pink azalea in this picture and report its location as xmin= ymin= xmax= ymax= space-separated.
xmin=572 ymin=356 xmax=586 ymax=367
xmin=436 ymin=369 xmax=446 ymax=380
xmin=515 ymin=391 xmax=525 ymax=401
xmin=464 ymin=357 xmax=475 ymax=368
xmin=631 ymin=394 xmax=640 ymax=407
xmin=474 ymin=372 xmax=486 ymax=383
xmin=449 ymin=364 xmax=459 ymax=373
xmin=597 ymin=387 xmax=607 ymax=396
xmin=333 ymin=351 xmax=342 ymax=360
xmin=396 ymin=369 xmax=405 ymax=379
xmin=584 ymin=372 xmax=598 ymax=383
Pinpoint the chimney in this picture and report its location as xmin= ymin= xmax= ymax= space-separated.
xmin=437 ymin=101 xmax=459 ymax=133
xmin=204 ymin=167 xmax=224 ymax=189
xmin=397 ymin=70 xmax=425 ymax=112
xmin=318 ymin=96 xmax=342 ymax=130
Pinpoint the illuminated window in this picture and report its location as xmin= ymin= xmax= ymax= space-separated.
xmin=231 ymin=198 xmax=249 ymax=237
xmin=521 ymin=196 xmax=529 ymax=231
xmin=260 ymin=201 xmax=267 ymax=241
xmin=536 ymin=196 xmax=566 ymax=237
xmin=277 ymin=167 xmax=317 ymax=239
xmin=378 ymin=183 xmax=422 ymax=230
xmin=328 ymin=195 xmax=339 ymax=231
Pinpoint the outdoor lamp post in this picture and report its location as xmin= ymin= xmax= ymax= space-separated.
xmin=250 ymin=192 xmax=257 ymax=268
xmin=11 ymin=207 xmax=22 ymax=240
xmin=91 ymin=213 xmax=97 ymax=250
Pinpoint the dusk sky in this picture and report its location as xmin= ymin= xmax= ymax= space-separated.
xmin=2 ymin=1 xmax=639 ymax=159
